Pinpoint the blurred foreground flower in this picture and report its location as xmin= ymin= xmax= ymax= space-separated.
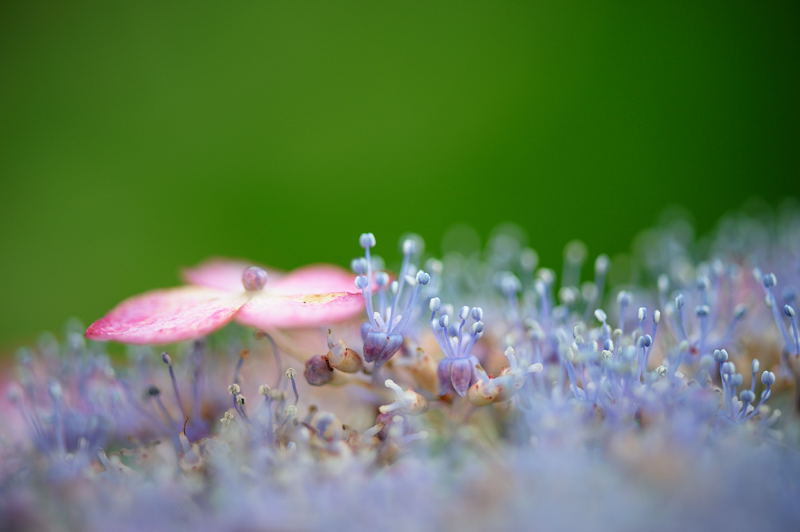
xmin=85 ymin=259 xmax=363 ymax=344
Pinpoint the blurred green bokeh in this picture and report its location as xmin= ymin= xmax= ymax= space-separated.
xmin=1 ymin=1 xmax=798 ymax=349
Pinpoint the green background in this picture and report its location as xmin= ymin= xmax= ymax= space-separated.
xmin=1 ymin=1 xmax=798 ymax=350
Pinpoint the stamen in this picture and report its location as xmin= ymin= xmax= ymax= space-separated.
xmin=286 ymin=368 xmax=300 ymax=405
xmin=161 ymin=352 xmax=188 ymax=424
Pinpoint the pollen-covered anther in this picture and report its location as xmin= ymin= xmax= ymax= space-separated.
xmin=379 ymin=379 xmax=426 ymax=415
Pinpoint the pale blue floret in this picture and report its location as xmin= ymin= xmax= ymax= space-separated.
xmin=354 ymin=233 xmax=431 ymax=365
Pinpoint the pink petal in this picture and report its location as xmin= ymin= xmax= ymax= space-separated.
xmin=182 ymin=258 xmax=282 ymax=293
xmin=236 ymin=291 xmax=364 ymax=329
xmin=269 ymin=264 xmax=357 ymax=296
xmin=86 ymin=287 xmax=247 ymax=344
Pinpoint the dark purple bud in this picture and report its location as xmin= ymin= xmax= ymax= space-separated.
xmin=304 ymin=355 xmax=334 ymax=386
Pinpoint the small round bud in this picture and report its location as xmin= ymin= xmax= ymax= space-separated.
xmin=740 ymin=389 xmax=756 ymax=404
xmin=285 ymin=367 xmax=297 ymax=379
xmin=713 ymin=349 xmax=728 ymax=363
xmin=695 ymin=305 xmax=710 ymax=318
xmin=565 ymin=240 xmax=587 ymax=264
xmin=721 ymin=361 xmax=735 ymax=376
xmin=653 ymin=310 xmax=661 ymax=324
xmin=355 ymin=275 xmax=369 ymax=290
xmin=402 ymin=239 xmax=417 ymax=255
xmin=752 ymin=359 xmax=760 ymax=374
xmin=359 ymin=233 xmax=376 ymax=249
xmin=761 ymin=371 xmax=776 ymax=387
xmin=500 ymin=273 xmax=521 ymax=294
xmin=595 ymin=254 xmax=610 ymax=275
xmin=784 ymin=305 xmax=796 ymax=318
xmin=657 ymin=274 xmax=669 ymax=293
xmin=471 ymin=307 xmax=484 ymax=321
xmin=594 ymin=309 xmax=607 ymax=323
xmin=258 ymin=384 xmax=271 ymax=396
xmin=762 ymin=273 xmax=777 ymax=288
xmin=416 ymin=271 xmax=431 ymax=285
xmin=351 ymin=258 xmax=368 ymax=275
xmin=438 ymin=314 xmax=449 ymax=328
xmin=161 ymin=352 xmax=172 ymax=365
xmin=638 ymin=334 xmax=653 ymax=348
xmin=459 ymin=306 xmax=470 ymax=321
xmin=429 ymin=297 xmax=441 ymax=312
xmin=235 ymin=394 xmax=246 ymax=406
xmin=617 ymin=291 xmax=631 ymax=306
xmin=228 ymin=383 xmax=241 ymax=395
xmin=242 ymin=266 xmax=269 ymax=291
xmin=472 ymin=321 xmax=485 ymax=335
xmin=304 ymin=355 xmax=334 ymax=386
xmin=637 ymin=307 xmax=647 ymax=321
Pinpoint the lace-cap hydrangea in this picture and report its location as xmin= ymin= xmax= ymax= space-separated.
xmin=85 ymin=259 xmax=363 ymax=344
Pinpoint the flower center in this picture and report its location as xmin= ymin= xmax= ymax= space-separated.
xmin=242 ymin=266 xmax=268 ymax=291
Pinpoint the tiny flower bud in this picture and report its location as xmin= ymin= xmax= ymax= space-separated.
xmin=351 ymin=258 xmax=368 ymax=275
xmin=242 ymin=266 xmax=269 ymax=291
xmin=359 ymin=233 xmax=376 ymax=249
xmin=740 ymin=389 xmax=756 ymax=404
xmin=304 ymin=355 xmax=334 ymax=386
xmin=595 ymin=254 xmax=610 ymax=275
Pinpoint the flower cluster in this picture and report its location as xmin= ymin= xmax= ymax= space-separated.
xmin=2 ymin=207 xmax=800 ymax=531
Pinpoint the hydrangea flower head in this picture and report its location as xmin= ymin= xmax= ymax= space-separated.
xmin=85 ymin=258 xmax=363 ymax=344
